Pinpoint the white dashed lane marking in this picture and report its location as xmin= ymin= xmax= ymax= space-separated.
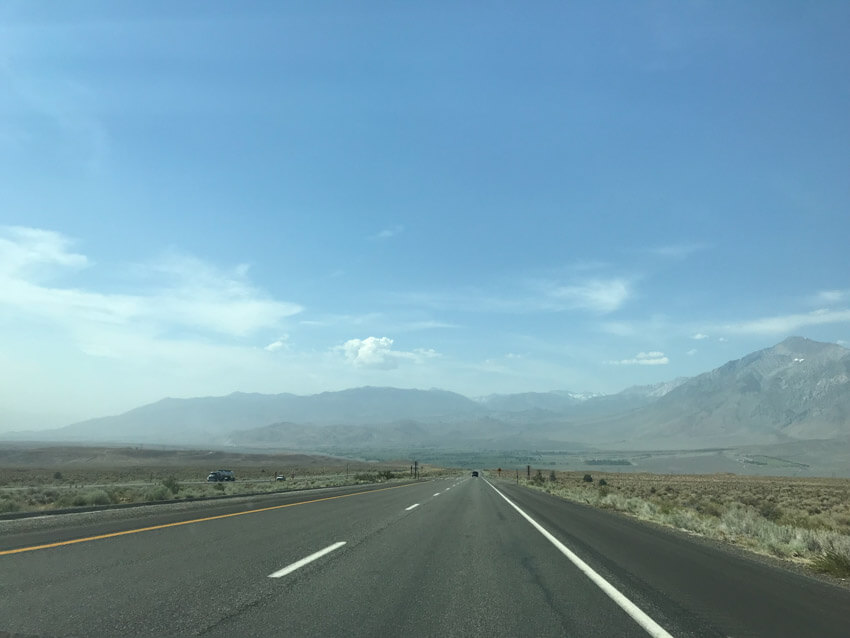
xmin=268 ymin=542 xmax=347 ymax=578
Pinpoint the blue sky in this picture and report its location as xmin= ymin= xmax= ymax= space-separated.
xmin=2 ymin=2 xmax=849 ymax=428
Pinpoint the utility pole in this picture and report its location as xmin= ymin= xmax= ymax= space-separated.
xmin=527 ymin=464 xmax=531 ymax=479
xmin=414 ymin=460 xmax=419 ymax=479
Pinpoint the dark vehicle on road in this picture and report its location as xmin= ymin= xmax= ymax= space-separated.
xmin=471 ymin=471 xmax=479 ymax=477
xmin=206 ymin=470 xmax=235 ymax=482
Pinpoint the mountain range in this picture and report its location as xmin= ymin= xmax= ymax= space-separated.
xmin=5 ymin=337 xmax=849 ymax=454
xmin=594 ymin=336 xmax=850 ymax=448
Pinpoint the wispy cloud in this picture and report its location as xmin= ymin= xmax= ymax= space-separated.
xmin=265 ymin=336 xmax=290 ymax=352
xmin=543 ymin=278 xmax=632 ymax=313
xmin=298 ymin=312 xmax=383 ymax=329
xmin=0 ymin=226 xmax=89 ymax=276
xmin=647 ymin=243 xmax=707 ymax=259
xmin=371 ymin=225 xmax=404 ymax=240
xmin=810 ymin=289 xmax=850 ymax=305
xmin=300 ymin=312 xmax=456 ymax=333
xmin=691 ymin=332 xmax=709 ymax=340
xmin=391 ymin=289 xmax=523 ymax=313
xmin=337 ymin=336 xmax=438 ymax=369
xmin=142 ymin=254 xmax=302 ymax=337
xmin=396 ymin=320 xmax=459 ymax=331
xmin=607 ymin=351 xmax=669 ymax=365
xmin=722 ymin=309 xmax=850 ymax=335
xmin=396 ymin=275 xmax=633 ymax=316
xmin=0 ymin=227 xmax=303 ymax=351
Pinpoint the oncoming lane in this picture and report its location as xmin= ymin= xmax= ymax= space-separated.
xmin=0 ymin=478 xmax=444 ymax=637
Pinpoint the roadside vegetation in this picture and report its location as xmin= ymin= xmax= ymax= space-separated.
xmin=0 ymin=459 xmax=435 ymax=516
xmin=517 ymin=470 xmax=850 ymax=577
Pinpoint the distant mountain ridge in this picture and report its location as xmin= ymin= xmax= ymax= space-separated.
xmin=6 ymin=337 xmax=849 ymax=452
xmin=39 ymin=387 xmax=483 ymax=444
xmin=476 ymin=390 xmax=603 ymax=413
xmin=594 ymin=337 xmax=850 ymax=448
xmin=619 ymin=377 xmax=690 ymax=398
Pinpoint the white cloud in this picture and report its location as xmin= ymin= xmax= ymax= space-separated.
xmin=0 ymin=226 xmax=89 ymax=277
xmin=338 ymin=336 xmax=437 ymax=369
xmin=722 ymin=309 xmax=850 ymax=336
xmin=0 ymin=227 xmax=303 ymax=347
xmin=298 ymin=312 xmax=383 ymax=329
xmin=812 ymin=289 xmax=850 ymax=305
xmin=298 ymin=311 xmax=456 ymax=334
xmin=608 ymin=351 xmax=669 ymax=366
xmin=265 ymin=336 xmax=289 ymax=352
xmin=396 ymin=277 xmax=633 ymax=316
xmin=371 ymin=225 xmax=404 ymax=240
xmin=686 ymin=348 xmax=697 ymax=356
xmin=546 ymin=278 xmax=631 ymax=313
xmin=398 ymin=320 xmax=459 ymax=331
xmin=139 ymin=254 xmax=302 ymax=337
xmin=691 ymin=332 xmax=709 ymax=340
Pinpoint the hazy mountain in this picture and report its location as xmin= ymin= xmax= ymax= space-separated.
xmin=596 ymin=337 xmax=850 ymax=448
xmin=7 ymin=338 xmax=848 ymax=453
xmin=228 ymin=420 xmax=435 ymax=449
xmin=228 ymin=416 xmax=586 ymax=451
xmin=618 ymin=378 xmax=690 ymax=399
xmin=34 ymin=387 xmax=484 ymax=445
xmin=476 ymin=388 xmax=684 ymax=425
xmin=477 ymin=391 xmax=603 ymax=413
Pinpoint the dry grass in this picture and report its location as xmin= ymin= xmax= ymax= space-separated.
xmin=0 ymin=468 xmax=435 ymax=514
xmin=0 ymin=445 xmax=441 ymax=515
xmin=517 ymin=470 xmax=850 ymax=575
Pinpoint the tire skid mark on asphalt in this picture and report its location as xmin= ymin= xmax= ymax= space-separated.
xmin=0 ymin=482 xmax=421 ymax=557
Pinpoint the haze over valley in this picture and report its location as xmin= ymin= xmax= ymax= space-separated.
xmin=6 ymin=337 xmax=849 ymax=476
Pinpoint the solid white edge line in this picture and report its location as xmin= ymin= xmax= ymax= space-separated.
xmin=484 ymin=480 xmax=675 ymax=638
xmin=405 ymin=503 xmax=420 ymax=511
xmin=268 ymin=541 xmax=347 ymax=578
xmin=434 ymin=493 xmax=441 ymax=496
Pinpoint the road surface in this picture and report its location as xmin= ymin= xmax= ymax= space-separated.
xmin=1 ymin=475 xmax=848 ymax=637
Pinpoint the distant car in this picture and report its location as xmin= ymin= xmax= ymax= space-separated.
xmin=207 ymin=469 xmax=235 ymax=482
xmin=471 ymin=471 xmax=479 ymax=477
xmin=275 ymin=475 xmax=286 ymax=481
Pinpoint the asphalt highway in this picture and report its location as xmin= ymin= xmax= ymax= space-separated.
xmin=1 ymin=475 xmax=849 ymax=637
